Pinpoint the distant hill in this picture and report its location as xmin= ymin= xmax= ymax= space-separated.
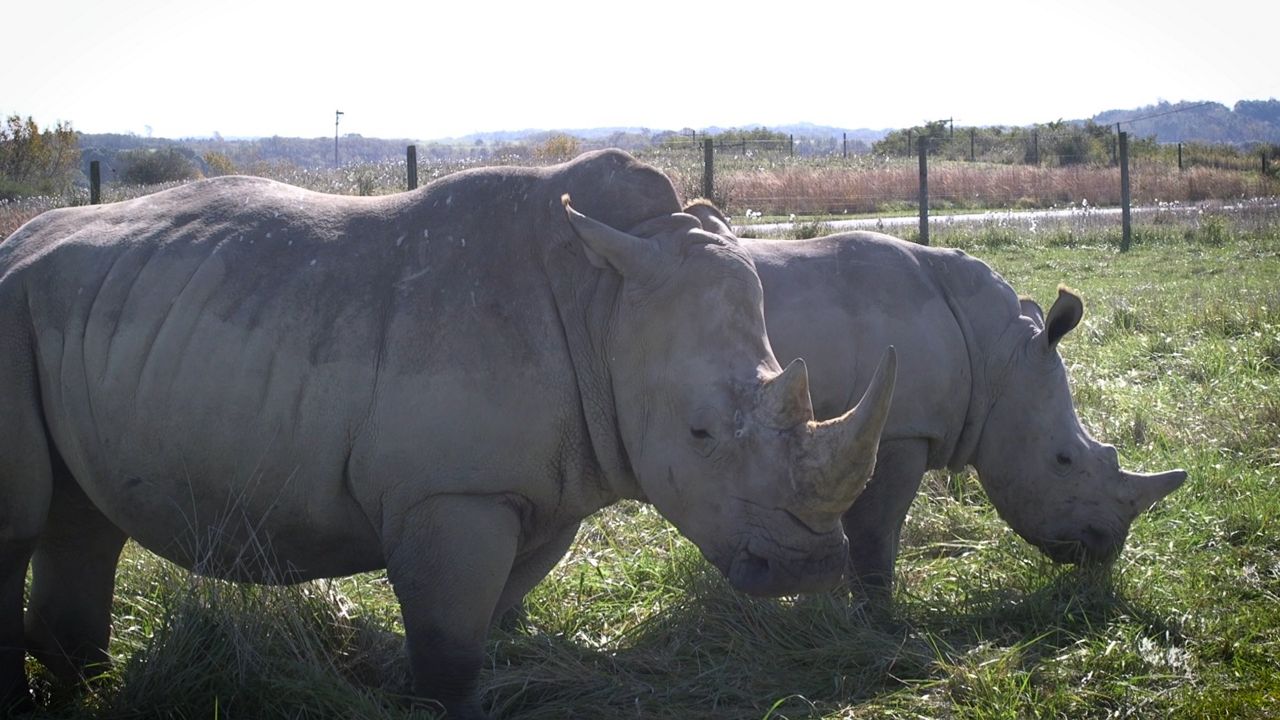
xmin=448 ymin=123 xmax=890 ymax=147
xmin=1088 ymin=99 xmax=1280 ymax=144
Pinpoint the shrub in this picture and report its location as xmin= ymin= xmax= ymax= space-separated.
xmin=0 ymin=115 xmax=80 ymax=199
xmin=119 ymin=147 xmax=199 ymax=185
xmin=535 ymin=134 xmax=580 ymax=162
xmin=202 ymin=150 xmax=237 ymax=177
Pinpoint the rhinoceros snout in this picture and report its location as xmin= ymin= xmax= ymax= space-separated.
xmin=1042 ymin=524 xmax=1122 ymax=565
xmin=727 ymin=546 xmax=846 ymax=597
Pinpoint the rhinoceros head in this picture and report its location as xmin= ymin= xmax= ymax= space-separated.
xmin=974 ymin=287 xmax=1186 ymax=564
xmin=563 ymin=197 xmax=897 ymax=596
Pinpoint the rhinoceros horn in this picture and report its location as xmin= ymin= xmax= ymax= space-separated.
xmin=793 ymin=346 xmax=898 ymax=514
xmin=1119 ymin=468 xmax=1187 ymax=513
xmin=760 ymin=358 xmax=816 ymax=426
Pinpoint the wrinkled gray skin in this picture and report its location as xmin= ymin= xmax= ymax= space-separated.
xmin=685 ymin=202 xmax=1186 ymax=597
xmin=0 ymin=150 xmax=896 ymax=718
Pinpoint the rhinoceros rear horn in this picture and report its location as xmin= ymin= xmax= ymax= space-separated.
xmin=1120 ymin=468 xmax=1187 ymax=513
xmin=562 ymin=194 xmax=664 ymax=280
xmin=761 ymin=358 xmax=815 ymax=426
xmin=796 ymin=346 xmax=897 ymax=508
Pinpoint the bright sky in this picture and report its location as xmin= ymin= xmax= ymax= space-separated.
xmin=5 ymin=0 xmax=1276 ymax=140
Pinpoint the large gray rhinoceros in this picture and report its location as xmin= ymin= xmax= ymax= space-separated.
xmin=0 ymin=150 xmax=897 ymax=718
xmin=685 ymin=201 xmax=1185 ymax=595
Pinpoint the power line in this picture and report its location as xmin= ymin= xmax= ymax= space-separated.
xmin=1116 ymin=101 xmax=1219 ymax=126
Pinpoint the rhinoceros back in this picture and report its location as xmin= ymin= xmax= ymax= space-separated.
xmin=0 ymin=180 xmax=418 ymax=576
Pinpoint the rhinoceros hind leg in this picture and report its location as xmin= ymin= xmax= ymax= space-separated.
xmin=24 ymin=457 xmax=127 ymax=684
xmin=0 ymin=540 xmax=36 ymax=714
xmin=0 ymin=315 xmax=53 ymax=712
xmin=842 ymin=439 xmax=928 ymax=601
xmin=383 ymin=494 xmax=520 ymax=720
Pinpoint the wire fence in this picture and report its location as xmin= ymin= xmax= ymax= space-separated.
xmin=7 ymin=127 xmax=1277 ymax=244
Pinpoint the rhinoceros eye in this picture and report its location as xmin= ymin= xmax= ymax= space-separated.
xmin=690 ymin=428 xmax=713 ymax=441
xmin=1056 ymin=453 xmax=1073 ymax=466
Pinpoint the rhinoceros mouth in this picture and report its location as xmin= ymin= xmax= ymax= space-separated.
xmin=722 ymin=531 xmax=847 ymax=597
xmin=1037 ymin=525 xmax=1123 ymax=565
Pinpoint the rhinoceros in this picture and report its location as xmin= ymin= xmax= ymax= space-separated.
xmin=0 ymin=150 xmax=897 ymax=718
xmin=684 ymin=201 xmax=1185 ymax=595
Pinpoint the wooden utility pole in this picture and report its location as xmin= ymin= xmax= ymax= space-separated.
xmin=334 ymin=110 xmax=344 ymax=166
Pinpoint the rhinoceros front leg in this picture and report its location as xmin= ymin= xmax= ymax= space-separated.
xmin=842 ymin=438 xmax=928 ymax=600
xmin=383 ymin=494 xmax=521 ymax=720
xmin=493 ymin=522 xmax=579 ymax=628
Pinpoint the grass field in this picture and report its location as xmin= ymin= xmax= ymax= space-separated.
xmin=15 ymin=199 xmax=1280 ymax=719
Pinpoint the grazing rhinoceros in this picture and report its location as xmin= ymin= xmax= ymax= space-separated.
xmin=684 ymin=201 xmax=1185 ymax=596
xmin=0 ymin=150 xmax=897 ymax=719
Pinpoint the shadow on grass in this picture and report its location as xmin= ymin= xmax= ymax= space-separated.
xmin=485 ymin=561 xmax=1183 ymax=720
xmin=29 ymin=557 xmax=1182 ymax=719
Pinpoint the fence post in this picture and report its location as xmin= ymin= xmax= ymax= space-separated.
xmin=406 ymin=145 xmax=418 ymax=190
xmin=970 ymin=128 xmax=976 ymax=162
xmin=789 ymin=134 xmax=794 ymax=157
xmin=1177 ymin=142 xmax=1183 ymax=171
xmin=89 ymin=157 xmax=101 ymax=202
xmin=90 ymin=160 xmax=101 ymax=205
xmin=702 ymin=138 xmax=714 ymax=201
xmin=1032 ymin=131 xmax=1040 ymax=165
xmin=843 ymin=132 xmax=847 ymax=159
xmin=918 ymin=136 xmax=929 ymax=246
xmin=1119 ymin=131 xmax=1132 ymax=252
xmin=906 ymin=129 xmax=913 ymax=157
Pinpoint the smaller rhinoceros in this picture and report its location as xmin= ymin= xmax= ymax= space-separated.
xmin=685 ymin=201 xmax=1186 ymax=595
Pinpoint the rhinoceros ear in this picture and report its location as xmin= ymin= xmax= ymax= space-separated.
xmin=1042 ymin=286 xmax=1084 ymax=350
xmin=561 ymin=194 xmax=664 ymax=279
xmin=683 ymin=199 xmax=735 ymax=237
xmin=1020 ymin=297 xmax=1045 ymax=328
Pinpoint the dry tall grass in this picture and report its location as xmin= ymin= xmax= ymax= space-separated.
xmin=714 ymin=161 xmax=1280 ymax=215
xmin=4 ymin=159 xmax=1276 ymax=239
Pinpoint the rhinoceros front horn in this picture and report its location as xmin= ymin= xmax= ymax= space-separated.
xmin=1119 ymin=468 xmax=1187 ymax=513
xmin=794 ymin=346 xmax=897 ymax=513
